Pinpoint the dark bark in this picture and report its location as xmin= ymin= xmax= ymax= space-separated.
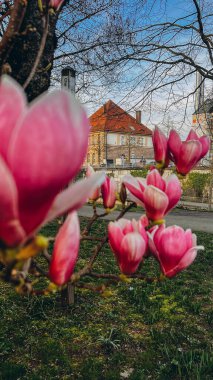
xmin=6 ymin=1 xmax=58 ymax=101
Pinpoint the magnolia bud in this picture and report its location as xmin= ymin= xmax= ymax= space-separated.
xmin=119 ymin=183 xmax=127 ymax=204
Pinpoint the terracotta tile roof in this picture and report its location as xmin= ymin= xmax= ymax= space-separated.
xmin=89 ymin=100 xmax=152 ymax=135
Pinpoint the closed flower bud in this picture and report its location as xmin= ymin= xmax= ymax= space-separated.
xmin=152 ymin=127 xmax=170 ymax=168
xmin=119 ymin=183 xmax=127 ymax=204
xmin=101 ymin=176 xmax=116 ymax=209
xmin=108 ymin=218 xmax=148 ymax=274
xmin=49 ymin=212 xmax=80 ymax=286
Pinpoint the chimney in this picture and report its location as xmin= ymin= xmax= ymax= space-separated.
xmin=136 ymin=110 xmax=142 ymax=124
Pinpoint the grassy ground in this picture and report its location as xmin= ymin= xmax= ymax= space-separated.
xmin=0 ymin=218 xmax=213 ymax=380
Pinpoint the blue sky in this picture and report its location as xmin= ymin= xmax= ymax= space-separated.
xmin=55 ymin=0 xmax=213 ymax=136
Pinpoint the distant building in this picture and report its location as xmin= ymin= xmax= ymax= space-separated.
xmin=87 ymin=100 xmax=154 ymax=166
xmin=192 ymin=98 xmax=213 ymax=161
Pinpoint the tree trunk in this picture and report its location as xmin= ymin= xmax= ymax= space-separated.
xmin=6 ymin=1 xmax=59 ymax=101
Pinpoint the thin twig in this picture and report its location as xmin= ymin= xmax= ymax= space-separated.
xmin=31 ymin=259 xmax=48 ymax=277
xmin=43 ymin=248 xmax=51 ymax=263
xmin=89 ymin=272 xmax=161 ymax=283
xmin=81 ymin=236 xmax=103 ymax=242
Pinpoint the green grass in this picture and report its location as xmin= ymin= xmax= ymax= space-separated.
xmin=0 ymin=219 xmax=212 ymax=380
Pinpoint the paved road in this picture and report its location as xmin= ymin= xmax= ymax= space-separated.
xmin=79 ymin=205 xmax=213 ymax=233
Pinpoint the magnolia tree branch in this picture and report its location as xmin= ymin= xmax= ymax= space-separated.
xmin=0 ymin=0 xmax=27 ymax=69
xmin=192 ymin=0 xmax=213 ymax=65
xmin=71 ymin=202 xmax=136 ymax=284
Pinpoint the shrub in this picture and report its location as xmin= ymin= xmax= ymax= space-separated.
xmin=183 ymin=172 xmax=211 ymax=199
xmin=130 ymin=169 xmax=149 ymax=178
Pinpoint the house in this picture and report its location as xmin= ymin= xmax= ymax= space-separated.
xmin=192 ymin=98 xmax=213 ymax=161
xmin=87 ymin=100 xmax=153 ymax=166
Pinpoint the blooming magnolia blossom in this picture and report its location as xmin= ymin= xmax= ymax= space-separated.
xmin=86 ymin=165 xmax=100 ymax=201
xmin=108 ymin=218 xmax=148 ymax=274
xmin=168 ymin=129 xmax=210 ymax=175
xmin=123 ymin=169 xmax=182 ymax=221
xmin=49 ymin=0 xmax=64 ymax=10
xmin=148 ymin=224 xmax=204 ymax=277
xmin=152 ymin=127 xmax=169 ymax=168
xmin=49 ymin=212 xmax=79 ymax=285
xmin=0 ymin=76 xmax=105 ymax=247
xmin=101 ymin=176 xmax=117 ymax=209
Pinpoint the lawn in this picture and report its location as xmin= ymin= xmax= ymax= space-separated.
xmin=0 ymin=218 xmax=213 ymax=380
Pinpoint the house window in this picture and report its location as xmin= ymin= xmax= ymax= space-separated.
xmin=138 ymin=137 xmax=144 ymax=146
xmin=130 ymin=136 xmax=136 ymax=145
xmin=120 ymin=135 xmax=126 ymax=145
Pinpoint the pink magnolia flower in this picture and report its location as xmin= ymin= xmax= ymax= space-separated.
xmin=168 ymin=129 xmax=210 ymax=175
xmin=152 ymin=127 xmax=170 ymax=168
xmin=148 ymin=224 xmax=204 ymax=278
xmin=49 ymin=0 xmax=64 ymax=10
xmin=86 ymin=165 xmax=100 ymax=201
xmin=49 ymin=212 xmax=79 ymax=285
xmin=101 ymin=176 xmax=116 ymax=209
xmin=0 ymin=76 xmax=105 ymax=247
xmin=123 ymin=169 xmax=182 ymax=221
xmin=108 ymin=218 xmax=148 ymax=274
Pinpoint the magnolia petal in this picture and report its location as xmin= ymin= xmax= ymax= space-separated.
xmin=168 ymin=130 xmax=182 ymax=162
xmin=108 ymin=221 xmax=125 ymax=258
xmin=8 ymin=90 xmax=90 ymax=234
xmin=120 ymin=232 xmax=146 ymax=274
xmin=158 ymin=226 xmax=188 ymax=273
xmin=147 ymin=169 xmax=166 ymax=191
xmin=174 ymin=245 xmax=202 ymax=272
xmin=143 ymin=186 xmax=168 ymax=220
xmin=137 ymin=177 xmax=146 ymax=191
xmin=177 ymin=141 xmax=202 ymax=175
xmin=199 ymin=136 xmax=210 ymax=160
xmin=86 ymin=166 xmax=101 ymax=200
xmin=132 ymin=219 xmax=148 ymax=246
xmin=86 ymin=165 xmax=95 ymax=177
xmin=152 ymin=127 xmax=168 ymax=163
xmin=123 ymin=175 xmax=144 ymax=203
xmin=101 ymin=176 xmax=116 ymax=209
xmin=123 ymin=220 xmax=135 ymax=234
xmin=192 ymin=233 xmax=197 ymax=246
xmin=139 ymin=215 xmax=149 ymax=228
xmin=165 ymin=245 xmax=203 ymax=278
xmin=45 ymin=172 xmax=105 ymax=224
xmin=0 ymin=220 xmax=26 ymax=247
xmin=186 ymin=129 xmax=199 ymax=141
xmin=0 ymin=75 xmax=26 ymax=160
xmin=165 ymin=174 xmax=182 ymax=213
xmin=184 ymin=229 xmax=193 ymax=250
xmin=147 ymin=227 xmax=159 ymax=258
xmin=49 ymin=0 xmax=64 ymax=10
xmin=49 ymin=212 xmax=80 ymax=285
xmin=151 ymin=226 xmax=202 ymax=278
xmin=0 ymin=156 xmax=25 ymax=245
